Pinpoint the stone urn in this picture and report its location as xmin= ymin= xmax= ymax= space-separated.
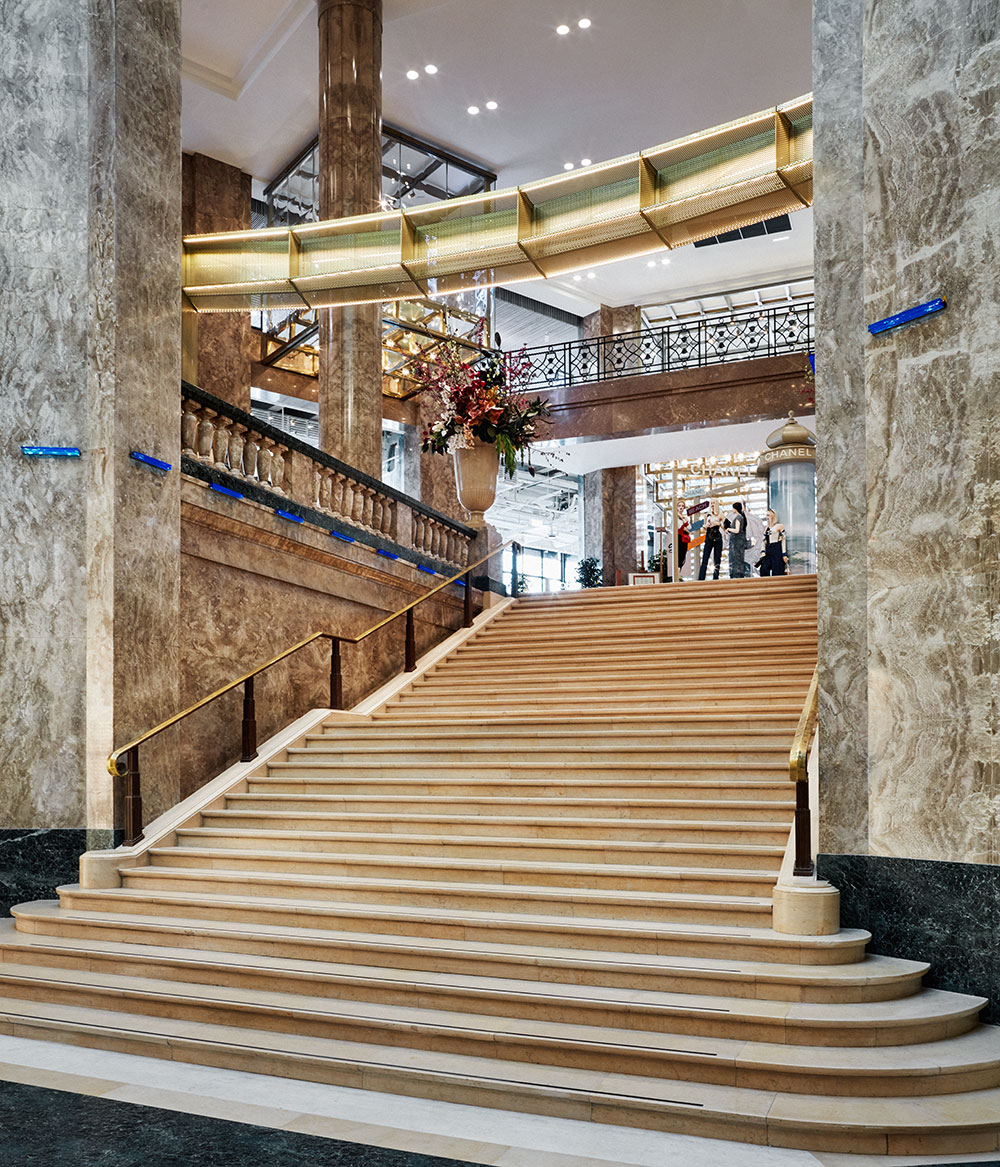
xmin=453 ymin=440 xmax=500 ymax=528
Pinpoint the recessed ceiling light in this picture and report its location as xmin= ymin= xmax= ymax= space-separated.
xmin=580 ymin=157 xmax=592 ymax=167
xmin=660 ymin=257 xmax=671 ymax=265
xmin=485 ymin=100 xmax=498 ymax=110
xmin=563 ymin=162 xmax=575 ymax=170
xmin=556 ymin=24 xmax=570 ymax=35
xmin=424 ymin=63 xmax=438 ymax=74
xmin=406 ymin=69 xmax=419 ymax=80
xmin=573 ymin=273 xmax=583 ymax=281
xmin=646 ymin=260 xmax=657 ymax=269
xmin=587 ymin=271 xmax=596 ymax=279
xmin=771 ymin=233 xmax=791 ymax=242
xmin=578 ymin=17 xmax=592 ymax=28
xmin=467 ymin=105 xmax=480 ymax=115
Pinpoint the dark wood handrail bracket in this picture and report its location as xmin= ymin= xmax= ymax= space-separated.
xmin=107 ymin=539 xmax=515 ymax=847
xmin=789 ymin=664 xmax=819 ymax=878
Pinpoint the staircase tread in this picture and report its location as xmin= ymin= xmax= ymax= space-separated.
xmin=117 ymin=865 xmax=776 ymax=907
xmin=0 ymin=959 xmax=981 ymax=1039
xmin=224 ymin=797 xmax=792 ymax=819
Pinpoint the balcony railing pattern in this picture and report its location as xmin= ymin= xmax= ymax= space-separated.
xmin=519 ymin=302 xmax=813 ymax=391
xmin=181 ymin=383 xmax=474 ymax=567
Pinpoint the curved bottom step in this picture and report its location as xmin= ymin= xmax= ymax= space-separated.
xmin=2 ymin=999 xmax=999 ymax=1156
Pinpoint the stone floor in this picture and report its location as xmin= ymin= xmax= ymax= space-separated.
xmin=0 ymin=1035 xmax=996 ymax=1167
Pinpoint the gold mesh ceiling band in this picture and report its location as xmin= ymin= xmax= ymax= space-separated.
xmin=183 ymin=95 xmax=813 ymax=313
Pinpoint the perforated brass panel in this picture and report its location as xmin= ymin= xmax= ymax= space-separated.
xmin=184 ymin=96 xmax=813 ymax=313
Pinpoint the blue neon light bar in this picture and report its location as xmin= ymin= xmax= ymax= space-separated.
xmin=868 ymin=297 xmax=945 ymax=335
xmin=455 ymin=579 xmax=467 ymax=587
xmin=130 ymin=451 xmax=172 ymax=473
xmin=21 ymin=445 xmax=81 ymax=458
xmin=330 ymin=529 xmax=355 ymax=543
xmin=807 ymin=352 xmax=815 ymax=372
xmin=275 ymin=508 xmax=304 ymax=524
xmin=210 ymin=483 xmax=243 ymax=500
xmin=376 ymin=549 xmax=399 ymax=560
xmin=416 ymin=565 xmax=436 ymax=575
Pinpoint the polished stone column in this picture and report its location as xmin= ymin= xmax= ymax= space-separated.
xmin=0 ymin=0 xmax=182 ymax=852
xmin=181 ymin=153 xmax=252 ymax=411
xmin=601 ymin=466 xmax=640 ymax=584
xmin=317 ymin=0 xmax=384 ymax=478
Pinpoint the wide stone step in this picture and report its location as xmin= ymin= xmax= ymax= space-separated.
xmin=9 ymin=903 xmax=894 ymax=998
xmin=280 ymin=742 xmax=794 ymax=766
xmin=146 ymin=846 xmax=780 ymax=896
xmin=201 ymin=808 xmax=790 ymax=843
xmin=0 ymin=947 xmax=979 ymax=1062
xmin=115 ymin=866 xmax=775 ymax=925
xmin=174 ymin=827 xmax=785 ymax=869
xmin=45 ymin=889 xmax=872 ymax=962
xmin=0 ymin=968 xmax=990 ymax=1100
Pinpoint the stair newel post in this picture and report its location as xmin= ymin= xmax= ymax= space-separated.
xmin=510 ymin=542 xmax=519 ymax=596
xmin=240 ymin=676 xmax=258 ymax=763
xmin=463 ymin=570 xmax=474 ymax=628
xmin=329 ymin=637 xmax=343 ymax=710
xmin=405 ymin=607 xmax=417 ymax=672
xmin=123 ymin=747 xmax=144 ymax=847
xmin=793 ymin=778 xmax=813 ymax=877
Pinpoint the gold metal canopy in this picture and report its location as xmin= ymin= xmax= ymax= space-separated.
xmin=183 ymin=95 xmax=812 ymax=314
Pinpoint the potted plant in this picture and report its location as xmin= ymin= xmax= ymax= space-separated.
xmin=576 ymin=557 xmax=603 ymax=588
xmin=419 ymin=334 xmax=550 ymax=527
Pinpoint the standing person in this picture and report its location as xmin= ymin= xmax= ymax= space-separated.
xmin=724 ymin=501 xmax=750 ymax=578
xmin=697 ymin=503 xmax=724 ymax=580
xmin=677 ymin=519 xmax=691 ymax=578
xmin=760 ymin=508 xmax=789 ymax=576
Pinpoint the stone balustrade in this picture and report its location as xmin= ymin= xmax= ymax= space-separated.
xmin=181 ymin=383 xmax=474 ymax=566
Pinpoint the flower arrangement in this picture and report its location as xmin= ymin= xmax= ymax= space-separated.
xmin=419 ymin=334 xmax=550 ymax=479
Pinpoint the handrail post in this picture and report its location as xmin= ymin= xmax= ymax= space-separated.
xmin=241 ymin=676 xmax=258 ymax=763
xmin=329 ymin=637 xmax=343 ymax=709
xmin=463 ymin=570 xmax=474 ymax=627
xmin=123 ymin=747 xmax=144 ymax=847
xmin=405 ymin=607 xmax=417 ymax=671
xmin=793 ymin=779 xmax=813 ymax=877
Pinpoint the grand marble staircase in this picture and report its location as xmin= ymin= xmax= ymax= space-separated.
xmin=4 ymin=576 xmax=1000 ymax=1154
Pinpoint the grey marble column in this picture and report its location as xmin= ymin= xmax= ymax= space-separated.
xmin=601 ymin=466 xmax=639 ymax=584
xmin=317 ymin=0 xmax=384 ymax=479
xmin=814 ymin=0 xmax=999 ymax=863
xmin=0 ymin=0 xmax=182 ymax=844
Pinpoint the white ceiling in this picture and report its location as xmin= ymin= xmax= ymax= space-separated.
xmin=181 ymin=0 xmax=814 ymax=312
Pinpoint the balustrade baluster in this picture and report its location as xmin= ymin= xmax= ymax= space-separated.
xmin=333 ymin=473 xmax=351 ymax=517
xmin=257 ymin=437 xmax=274 ymax=488
xmin=228 ymin=423 xmax=246 ymax=475
xmin=362 ymin=487 xmax=376 ymax=529
xmin=369 ymin=493 xmax=383 ymax=533
xmin=181 ymin=399 xmax=198 ymax=456
xmin=270 ymin=443 xmax=287 ymax=494
xmin=212 ymin=416 xmax=231 ymax=469
xmin=242 ymin=430 xmax=259 ymax=480
xmin=351 ymin=484 xmax=365 ymax=525
xmin=383 ymin=498 xmax=396 ymax=539
xmin=317 ymin=467 xmax=332 ymax=510
xmin=195 ymin=407 xmax=217 ymax=462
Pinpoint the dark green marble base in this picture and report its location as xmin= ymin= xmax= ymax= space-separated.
xmin=819 ymin=852 xmax=1000 ymax=1024
xmin=0 ymin=829 xmax=101 ymax=917
xmin=0 ymin=1080 xmax=489 ymax=1166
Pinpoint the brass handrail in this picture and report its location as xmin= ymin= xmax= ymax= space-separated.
xmin=789 ymin=663 xmax=819 ymax=877
xmin=107 ymin=539 xmax=513 ymax=845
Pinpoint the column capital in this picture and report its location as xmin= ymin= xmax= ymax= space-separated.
xmin=318 ymin=0 xmax=382 ymax=21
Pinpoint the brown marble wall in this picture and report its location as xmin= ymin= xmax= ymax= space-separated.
xmin=541 ymin=354 xmax=811 ymax=443
xmin=582 ymin=305 xmax=640 ymax=338
xmin=178 ymin=479 xmax=470 ymax=798
xmin=814 ymin=0 xmax=999 ymax=863
xmin=182 ymin=153 xmax=252 ymax=411
xmin=0 ymin=0 xmax=182 ymax=835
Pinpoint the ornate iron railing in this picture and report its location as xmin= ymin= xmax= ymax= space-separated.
xmin=518 ymin=302 xmax=813 ymax=391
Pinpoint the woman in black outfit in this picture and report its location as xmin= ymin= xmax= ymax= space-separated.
xmin=697 ymin=503 xmax=724 ymax=580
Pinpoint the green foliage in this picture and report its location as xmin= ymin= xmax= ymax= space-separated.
xmin=576 ymin=557 xmax=603 ymax=588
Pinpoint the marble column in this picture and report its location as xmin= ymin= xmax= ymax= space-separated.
xmin=582 ymin=304 xmax=640 ymax=338
xmin=316 ymin=0 xmax=384 ymax=479
xmin=581 ymin=471 xmax=604 ymax=562
xmin=814 ymin=0 xmax=999 ymax=863
xmin=181 ymin=152 xmax=252 ymax=411
xmin=0 ymin=0 xmax=182 ymax=867
xmin=601 ymin=466 xmax=640 ymax=584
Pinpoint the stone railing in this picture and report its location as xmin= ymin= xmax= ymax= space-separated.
xmin=181 ymin=382 xmax=474 ymax=566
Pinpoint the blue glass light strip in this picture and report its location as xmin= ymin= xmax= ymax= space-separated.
xmin=275 ymin=508 xmax=304 ymax=524
xmin=376 ymin=549 xmax=399 ymax=559
xmin=330 ymin=529 xmax=355 ymax=543
xmin=868 ymin=297 xmax=945 ymax=335
xmin=807 ymin=352 xmax=815 ymax=372
xmin=129 ymin=450 xmax=172 ymax=473
xmin=455 ymin=579 xmax=467 ymax=587
xmin=210 ymin=483 xmax=243 ymax=500
xmin=417 ymin=565 xmax=436 ymax=575
xmin=20 ymin=445 xmax=81 ymax=458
